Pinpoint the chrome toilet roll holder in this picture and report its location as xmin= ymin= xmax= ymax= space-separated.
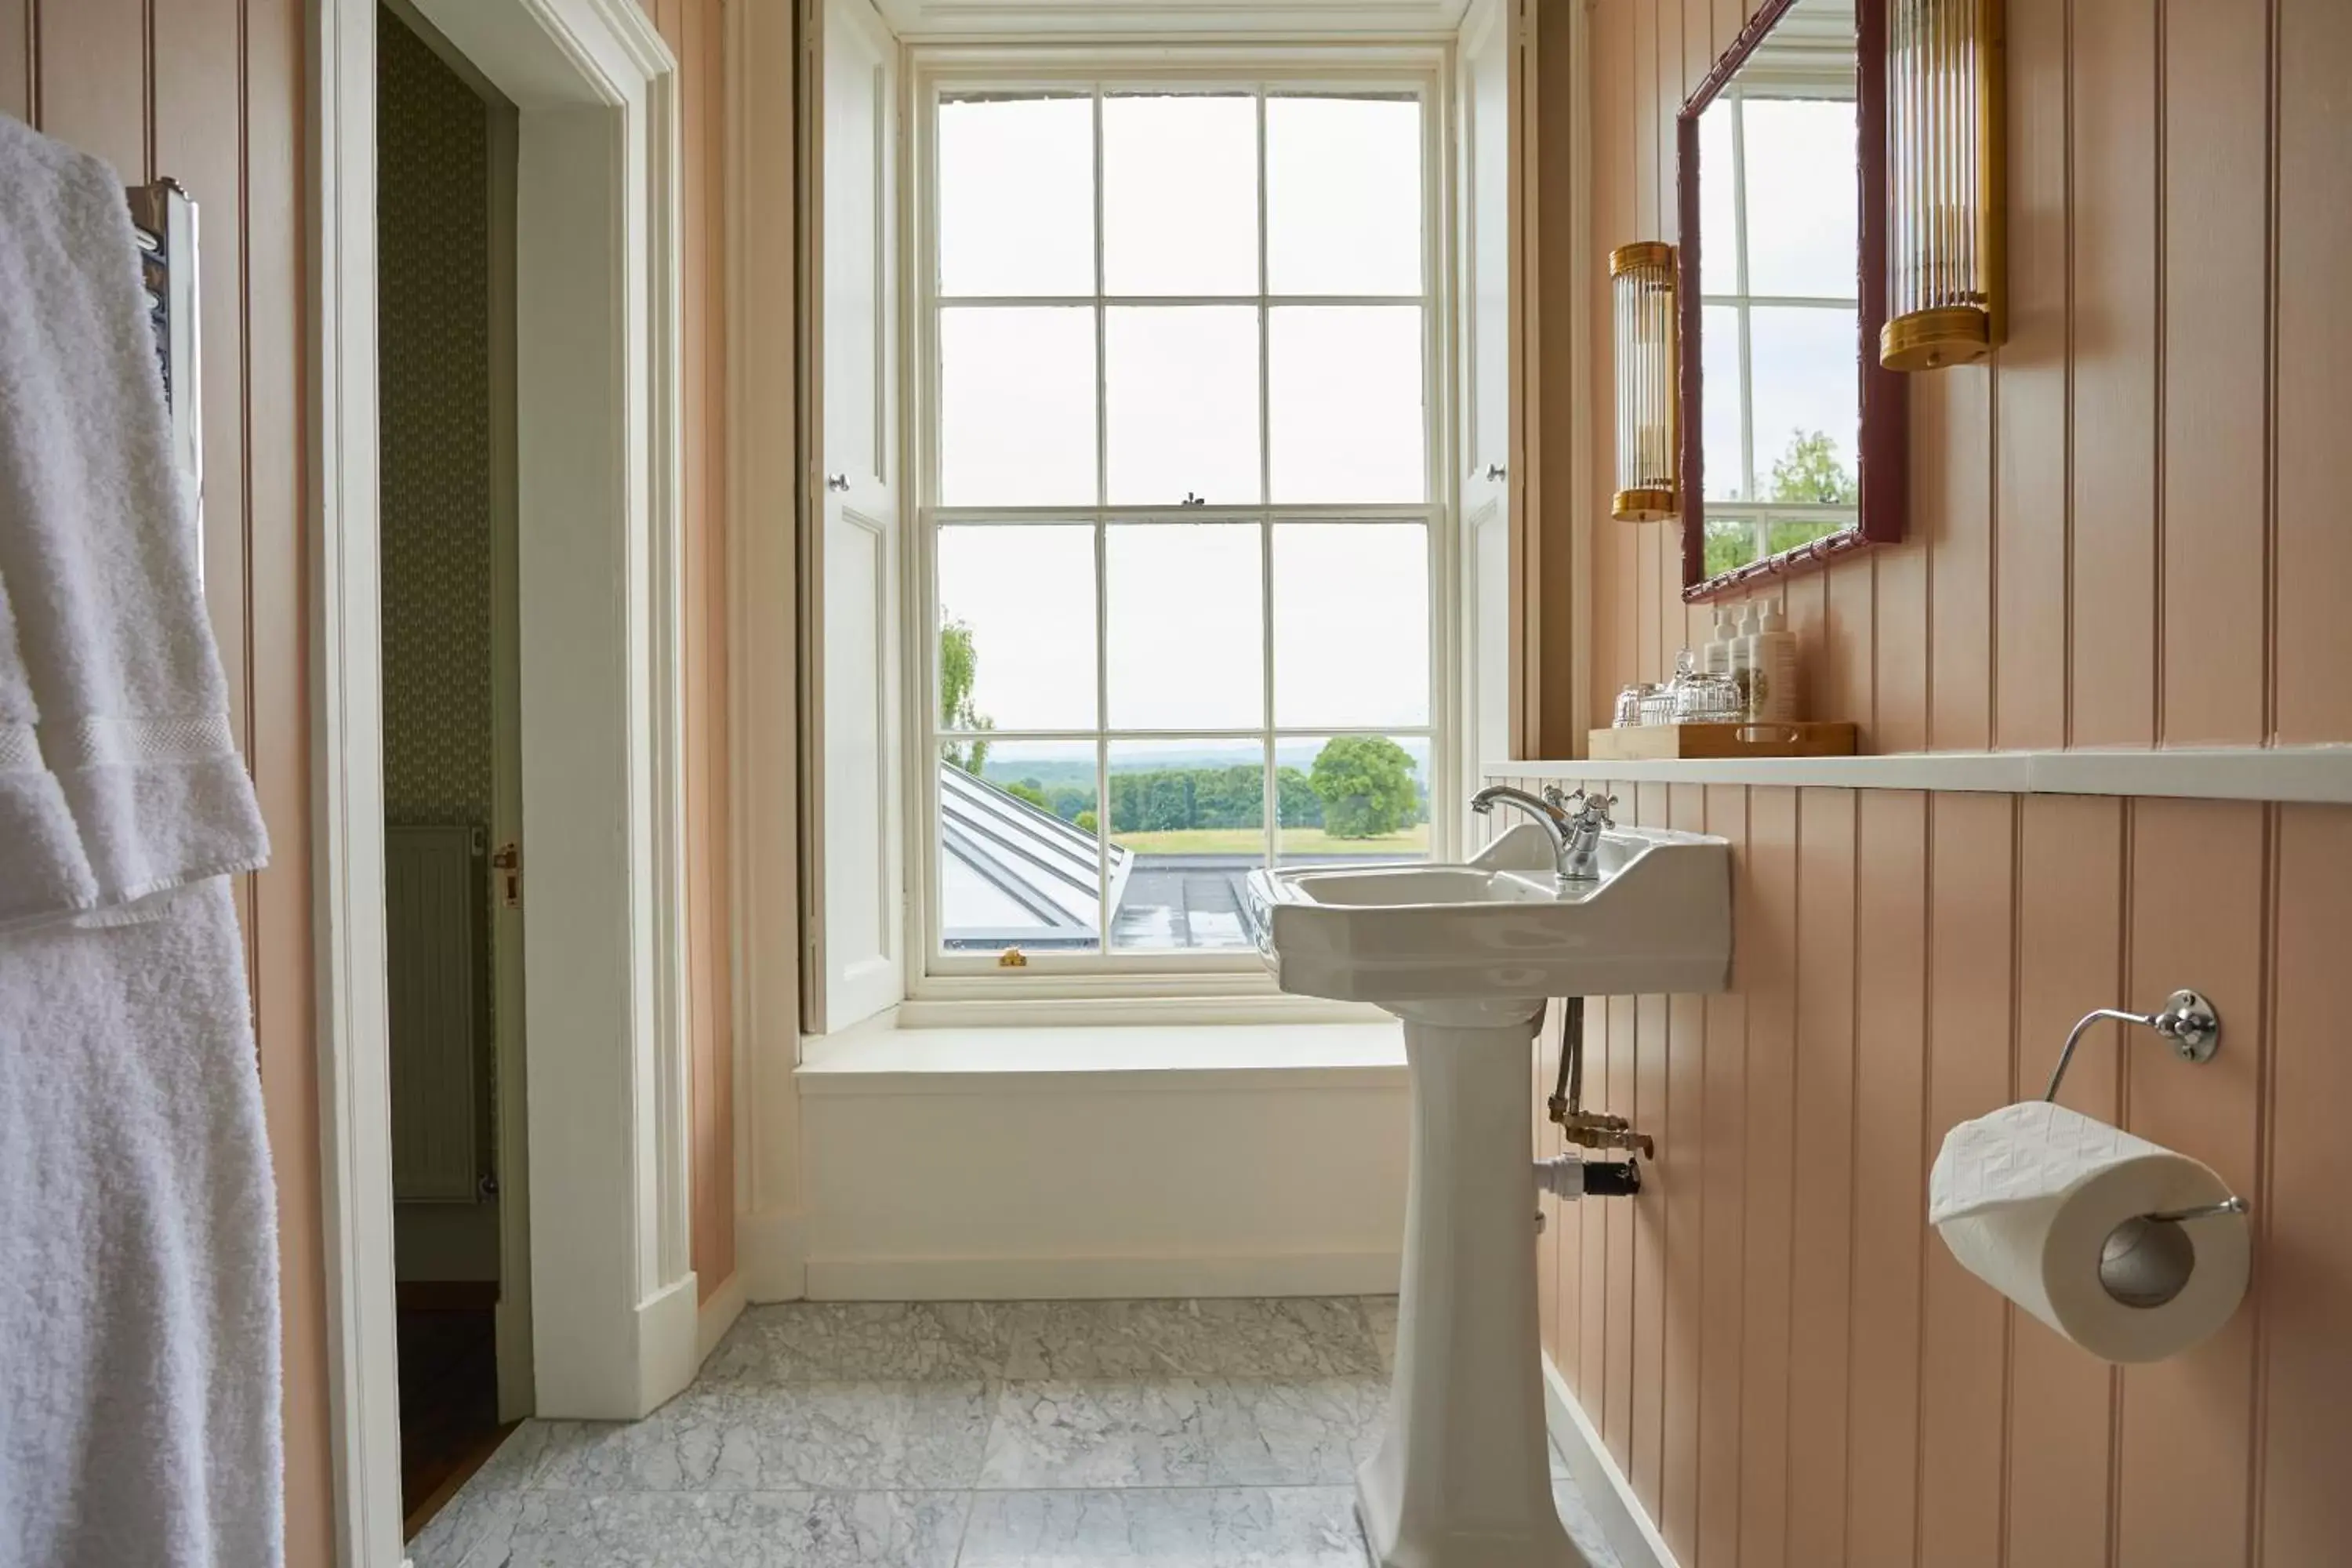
xmin=2042 ymin=987 xmax=2249 ymax=1308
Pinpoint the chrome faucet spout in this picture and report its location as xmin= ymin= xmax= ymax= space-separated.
xmin=1469 ymin=785 xmax=1614 ymax=882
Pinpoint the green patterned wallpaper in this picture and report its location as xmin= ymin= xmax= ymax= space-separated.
xmin=379 ymin=7 xmax=492 ymax=833
xmin=378 ymin=7 xmax=498 ymax=1198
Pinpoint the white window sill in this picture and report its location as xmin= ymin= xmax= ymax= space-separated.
xmin=796 ymin=1013 xmax=1407 ymax=1097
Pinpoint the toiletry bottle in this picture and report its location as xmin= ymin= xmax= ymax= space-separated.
xmin=1727 ymin=603 xmax=1761 ymax=717
xmin=1704 ymin=606 xmax=1738 ymax=677
xmin=1744 ymin=601 xmax=1801 ymax=722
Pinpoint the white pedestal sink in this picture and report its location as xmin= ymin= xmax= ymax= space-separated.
xmin=1245 ymin=822 xmax=1730 ymax=1568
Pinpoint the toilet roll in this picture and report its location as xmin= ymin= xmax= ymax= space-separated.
xmin=1928 ymin=1101 xmax=2249 ymax=1363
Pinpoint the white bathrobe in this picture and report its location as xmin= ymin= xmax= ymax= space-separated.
xmin=0 ymin=111 xmax=282 ymax=1568
xmin=0 ymin=883 xmax=282 ymax=1568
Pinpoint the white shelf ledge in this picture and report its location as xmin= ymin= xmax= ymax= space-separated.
xmin=1485 ymin=746 xmax=2352 ymax=804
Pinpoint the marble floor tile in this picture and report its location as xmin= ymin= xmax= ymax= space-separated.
xmin=957 ymin=1486 xmax=1369 ymax=1568
xmin=407 ymin=1421 xmax=557 ymax=1568
xmin=445 ymin=1490 xmax=969 ymax=1568
xmin=1359 ymin=1298 xmax=1398 ymax=1372
xmin=702 ymin=1301 xmax=1020 ymax=1384
xmin=1552 ymin=1478 xmax=1619 ymax=1568
xmin=529 ymin=1381 xmax=995 ymax=1494
xmin=1002 ymin=1298 xmax=1386 ymax=1381
xmin=979 ymin=1377 xmax=1388 ymax=1490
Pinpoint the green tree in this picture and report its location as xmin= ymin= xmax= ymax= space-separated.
xmin=1308 ymin=736 xmax=1421 ymax=839
xmin=1003 ymin=780 xmax=1052 ymax=811
xmin=1765 ymin=428 xmax=1859 ymax=506
xmin=1074 ymin=809 xmax=1098 ymax=834
xmin=938 ymin=619 xmax=993 ymax=775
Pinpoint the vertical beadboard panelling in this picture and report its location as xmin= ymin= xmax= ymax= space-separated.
xmin=1587 ymin=0 xmax=1633 ymax=724
xmin=1660 ymin=783 xmax=1708 ymax=1560
xmin=1844 ymin=789 xmax=1929 ymax=1565
xmin=1631 ymin=783 xmax=1671 ymax=1507
xmin=2267 ymin=0 xmax=2350 ymax=743
xmin=1694 ymin=782 xmax=1749 ymax=1568
xmin=670 ymin=0 xmax=736 ymax=1304
xmin=2115 ymin=800 xmax=2267 ymax=1568
xmin=1784 ymin=786 xmax=1857 ymax=1568
xmin=1 ymin=0 xmax=27 ymax=118
xmin=2066 ymin=0 xmax=2159 ymax=746
xmin=2260 ymin=806 xmax=2352 ymax=1563
xmin=34 ymin=0 xmax=146 ymax=178
xmin=1916 ymin=794 xmax=2017 ymax=1568
xmin=1991 ymin=0 xmax=2071 ymax=750
xmin=2005 ymin=795 xmax=2127 ymax=1568
xmin=1736 ymin=786 xmax=1797 ymax=1568
xmin=1871 ymin=531 xmax=1929 ymax=753
xmin=1822 ymin=554 xmax=1875 ymax=742
xmin=244 ymin=0 xmax=334 ymax=1548
xmin=151 ymin=0 xmax=252 ymax=732
xmin=2158 ymin=0 xmax=2271 ymax=745
xmin=1924 ymin=366 xmax=1994 ymax=753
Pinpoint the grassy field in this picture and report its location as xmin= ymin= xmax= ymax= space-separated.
xmin=1113 ymin=824 xmax=1431 ymax=856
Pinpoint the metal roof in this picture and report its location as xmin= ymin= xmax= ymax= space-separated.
xmin=939 ymin=764 xmax=1132 ymax=950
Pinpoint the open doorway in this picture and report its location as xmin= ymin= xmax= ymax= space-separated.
xmin=374 ymin=0 xmax=532 ymax=1534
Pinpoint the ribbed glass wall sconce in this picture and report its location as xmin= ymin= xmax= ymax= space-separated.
xmin=1882 ymin=0 xmax=2005 ymax=371
xmin=1610 ymin=241 xmax=1677 ymax=522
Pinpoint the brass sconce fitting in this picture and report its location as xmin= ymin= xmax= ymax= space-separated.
xmin=1610 ymin=241 xmax=1679 ymax=520
xmin=1882 ymin=0 xmax=2006 ymax=370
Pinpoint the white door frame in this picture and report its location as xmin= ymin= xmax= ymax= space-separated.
xmin=308 ymin=0 xmax=691 ymax=1559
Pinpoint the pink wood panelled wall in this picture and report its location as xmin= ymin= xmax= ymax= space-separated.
xmin=1496 ymin=775 xmax=2352 ymax=1568
xmin=1581 ymin=0 xmax=2352 ymax=754
xmin=1 ymin=2 xmax=332 ymax=1561
xmin=639 ymin=0 xmax=739 ymax=1307
xmin=4 ymin=1 xmax=735 ymax=1557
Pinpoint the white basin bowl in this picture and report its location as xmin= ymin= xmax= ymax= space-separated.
xmin=1244 ymin=820 xmax=1733 ymax=1004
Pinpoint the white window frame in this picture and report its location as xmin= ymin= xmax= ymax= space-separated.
xmin=902 ymin=42 xmax=1461 ymax=999
xmin=1697 ymin=77 xmax=1860 ymax=567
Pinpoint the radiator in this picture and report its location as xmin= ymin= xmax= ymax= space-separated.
xmin=387 ymin=825 xmax=481 ymax=1203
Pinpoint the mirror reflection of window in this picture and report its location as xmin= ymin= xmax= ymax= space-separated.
xmin=1696 ymin=0 xmax=1860 ymax=580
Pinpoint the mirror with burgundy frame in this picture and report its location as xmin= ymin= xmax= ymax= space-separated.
xmin=1678 ymin=0 xmax=1904 ymax=598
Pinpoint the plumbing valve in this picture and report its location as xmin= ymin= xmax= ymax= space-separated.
xmin=1535 ymin=1151 xmax=1642 ymax=1200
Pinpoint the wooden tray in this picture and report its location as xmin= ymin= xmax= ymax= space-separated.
xmin=1586 ymin=720 xmax=1859 ymax=761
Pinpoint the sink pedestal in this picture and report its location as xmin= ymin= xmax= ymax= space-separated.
xmin=1359 ymin=1000 xmax=1587 ymax=1568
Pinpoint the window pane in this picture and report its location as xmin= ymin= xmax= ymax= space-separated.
xmin=1265 ymin=95 xmax=1423 ymax=295
xmin=939 ymin=739 xmax=1102 ymax=955
xmin=1275 ymin=735 xmax=1431 ymax=864
xmin=936 ymin=524 xmax=1097 ymax=731
xmin=1104 ymin=523 xmax=1265 ymax=729
xmin=1103 ymin=95 xmax=1258 ymax=296
xmin=1748 ymin=305 xmax=1860 ymax=503
xmin=939 ymin=307 xmax=1098 ymax=506
xmin=1698 ymin=100 xmax=1738 ymax=296
xmin=1703 ymin=517 xmax=1765 ymax=579
xmin=1272 ymin=523 xmax=1428 ymax=728
xmin=1106 ymin=738 xmax=1265 ymax=952
xmin=1701 ymin=303 xmax=1747 ymax=502
xmin=1741 ymin=97 xmax=1858 ymax=299
xmin=1105 ymin=307 xmax=1261 ymax=506
xmin=938 ymin=96 xmax=1094 ymax=296
xmin=1269 ymin=307 xmax=1425 ymax=503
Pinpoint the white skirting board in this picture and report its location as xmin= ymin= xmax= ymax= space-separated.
xmin=804 ymin=1248 xmax=1403 ymax=1302
xmin=695 ymin=1269 xmax=747 ymax=1363
xmin=1543 ymin=1353 xmax=1681 ymax=1568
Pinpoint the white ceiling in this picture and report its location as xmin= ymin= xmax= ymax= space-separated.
xmin=871 ymin=0 xmax=1475 ymax=40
